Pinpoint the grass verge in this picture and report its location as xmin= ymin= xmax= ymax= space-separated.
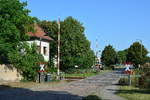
xmin=116 ymin=86 xmax=150 ymax=100
xmin=65 ymin=70 xmax=110 ymax=78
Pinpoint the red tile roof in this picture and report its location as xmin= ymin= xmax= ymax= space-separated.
xmin=27 ymin=24 xmax=53 ymax=41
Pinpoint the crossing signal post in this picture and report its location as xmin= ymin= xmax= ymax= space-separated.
xmin=57 ymin=16 xmax=60 ymax=76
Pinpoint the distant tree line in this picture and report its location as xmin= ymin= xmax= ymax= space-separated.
xmin=101 ymin=42 xmax=149 ymax=68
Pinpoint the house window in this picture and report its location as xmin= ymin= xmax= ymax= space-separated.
xmin=43 ymin=47 xmax=47 ymax=55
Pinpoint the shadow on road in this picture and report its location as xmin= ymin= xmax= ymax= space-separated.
xmin=82 ymin=95 xmax=102 ymax=100
xmin=0 ymin=85 xmax=82 ymax=100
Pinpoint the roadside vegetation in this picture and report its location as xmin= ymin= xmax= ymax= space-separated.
xmin=117 ymin=63 xmax=150 ymax=100
xmin=64 ymin=69 xmax=109 ymax=78
xmin=116 ymin=86 xmax=150 ymax=100
xmin=100 ymin=40 xmax=150 ymax=100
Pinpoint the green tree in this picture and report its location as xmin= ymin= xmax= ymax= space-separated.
xmin=146 ymin=56 xmax=150 ymax=63
xmin=127 ymin=42 xmax=148 ymax=67
xmin=0 ymin=0 xmax=34 ymax=63
xmin=101 ymin=45 xmax=117 ymax=66
xmin=0 ymin=0 xmax=44 ymax=81
xmin=61 ymin=17 xmax=94 ymax=70
xmin=39 ymin=20 xmax=58 ymax=67
xmin=40 ymin=17 xmax=95 ymax=71
xmin=117 ymin=50 xmax=127 ymax=64
xmin=8 ymin=43 xmax=44 ymax=81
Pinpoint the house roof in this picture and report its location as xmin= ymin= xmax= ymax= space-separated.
xmin=27 ymin=24 xmax=53 ymax=41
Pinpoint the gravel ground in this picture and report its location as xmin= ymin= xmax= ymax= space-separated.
xmin=0 ymin=69 xmax=126 ymax=100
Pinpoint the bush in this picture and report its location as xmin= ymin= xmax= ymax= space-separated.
xmin=8 ymin=42 xmax=44 ymax=81
xmin=47 ymin=66 xmax=57 ymax=73
xmin=137 ymin=64 xmax=150 ymax=88
xmin=131 ymin=77 xmax=139 ymax=87
xmin=119 ymin=78 xmax=128 ymax=85
xmin=103 ymin=66 xmax=113 ymax=70
xmin=146 ymin=78 xmax=150 ymax=88
xmin=139 ymin=75 xmax=150 ymax=88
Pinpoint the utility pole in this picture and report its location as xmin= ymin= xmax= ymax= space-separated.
xmin=57 ymin=16 xmax=60 ymax=76
xmin=95 ymin=38 xmax=98 ymax=65
xmin=96 ymin=38 xmax=98 ymax=58
xmin=95 ymin=38 xmax=101 ymax=64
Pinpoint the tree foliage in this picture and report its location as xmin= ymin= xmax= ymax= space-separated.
xmin=127 ymin=42 xmax=148 ymax=66
xmin=61 ymin=17 xmax=94 ymax=70
xmin=0 ymin=0 xmax=34 ymax=63
xmin=39 ymin=20 xmax=58 ymax=65
xmin=0 ymin=0 xmax=44 ymax=81
xmin=40 ymin=17 xmax=95 ymax=71
xmin=101 ymin=45 xmax=117 ymax=66
xmin=8 ymin=43 xmax=44 ymax=81
xmin=117 ymin=50 xmax=127 ymax=64
xmin=146 ymin=56 xmax=150 ymax=63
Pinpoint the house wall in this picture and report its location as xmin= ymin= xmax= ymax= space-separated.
xmin=0 ymin=64 xmax=22 ymax=81
xmin=27 ymin=40 xmax=50 ymax=61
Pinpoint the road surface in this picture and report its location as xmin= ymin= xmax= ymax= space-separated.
xmin=0 ymin=69 xmax=125 ymax=100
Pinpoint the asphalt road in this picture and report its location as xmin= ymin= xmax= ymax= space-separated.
xmin=0 ymin=69 xmax=126 ymax=100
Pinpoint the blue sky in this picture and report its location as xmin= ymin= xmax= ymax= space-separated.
xmin=21 ymin=0 xmax=150 ymax=55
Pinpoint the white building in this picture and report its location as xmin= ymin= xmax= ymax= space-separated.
xmin=27 ymin=24 xmax=53 ymax=61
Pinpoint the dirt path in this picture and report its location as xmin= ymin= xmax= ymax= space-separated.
xmin=0 ymin=70 xmax=126 ymax=100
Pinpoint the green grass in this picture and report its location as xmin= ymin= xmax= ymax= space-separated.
xmin=116 ymin=86 xmax=150 ymax=100
xmin=65 ymin=70 xmax=109 ymax=78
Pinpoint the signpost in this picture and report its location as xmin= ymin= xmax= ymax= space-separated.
xmin=124 ymin=70 xmax=133 ymax=85
xmin=122 ymin=62 xmax=133 ymax=85
xmin=37 ymin=62 xmax=48 ymax=83
xmin=122 ymin=70 xmax=141 ymax=85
